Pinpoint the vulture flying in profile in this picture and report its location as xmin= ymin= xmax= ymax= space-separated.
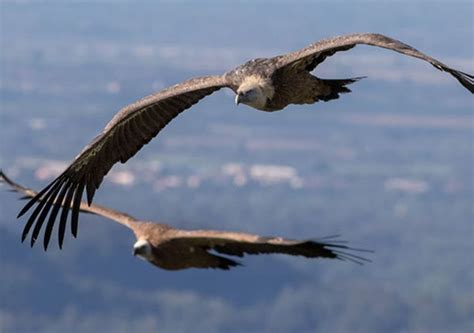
xmin=2 ymin=172 xmax=369 ymax=269
xmin=17 ymin=33 xmax=473 ymax=250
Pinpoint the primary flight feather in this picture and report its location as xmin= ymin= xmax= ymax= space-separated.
xmin=17 ymin=33 xmax=473 ymax=249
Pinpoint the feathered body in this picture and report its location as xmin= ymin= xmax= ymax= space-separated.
xmin=226 ymin=58 xmax=360 ymax=111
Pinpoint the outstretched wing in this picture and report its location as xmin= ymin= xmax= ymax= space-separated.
xmin=273 ymin=33 xmax=473 ymax=93
xmin=1 ymin=171 xmax=137 ymax=249
xmin=169 ymin=230 xmax=371 ymax=264
xmin=17 ymin=75 xmax=230 ymax=249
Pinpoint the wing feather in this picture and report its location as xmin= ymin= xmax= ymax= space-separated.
xmin=21 ymin=178 xmax=64 ymax=243
xmin=30 ymin=180 xmax=64 ymax=247
xmin=17 ymin=75 xmax=228 ymax=249
xmin=169 ymin=230 xmax=370 ymax=264
xmin=43 ymin=180 xmax=70 ymax=250
xmin=58 ymin=182 xmax=76 ymax=248
xmin=71 ymin=181 xmax=85 ymax=238
xmin=274 ymin=33 xmax=473 ymax=92
xmin=1 ymin=171 xmax=138 ymax=249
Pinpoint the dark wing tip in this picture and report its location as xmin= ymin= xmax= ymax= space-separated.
xmin=0 ymin=169 xmax=8 ymax=183
xmin=17 ymin=172 xmax=85 ymax=251
xmin=324 ymin=243 xmax=373 ymax=265
xmin=43 ymin=181 xmax=71 ymax=251
xmin=451 ymin=69 xmax=474 ymax=93
xmin=17 ymin=201 xmax=32 ymax=218
xmin=20 ymin=230 xmax=27 ymax=243
xmin=16 ymin=177 xmax=59 ymax=218
xmin=429 ymin=61 xmax=474 ymax=93
xmin=71 ymin=181 xmax=85 ymax=238
xmin=0 ymin=171 xmax=24 ymax=195
xmin=86 ymin=181 xmax=96 ymax=206
xmin=58 ymin=182 xmax=77 ymax=249
xmin=310 ymin=236 xmax=373 ymax=265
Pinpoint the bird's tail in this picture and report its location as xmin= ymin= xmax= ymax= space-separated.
xmin=317 ymin=76 xmax=365 ymax=102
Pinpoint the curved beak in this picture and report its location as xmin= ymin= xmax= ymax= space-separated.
xmin=235 ymin=93 xmax=241 ymax=105
xmin=133 ymin=248 xmax=138 ymax=256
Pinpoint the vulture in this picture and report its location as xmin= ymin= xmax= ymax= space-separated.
xmin=16 ymin=33 xmax=473 ymax=250
xmin=2 ymin=172 xmax=370 ymax=270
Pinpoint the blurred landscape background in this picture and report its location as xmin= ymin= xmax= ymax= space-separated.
xmin=0 ymin=1 xmax=473 ymax=332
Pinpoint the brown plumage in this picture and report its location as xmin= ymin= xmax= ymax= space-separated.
xmin=2 ymin=171 xmax=370 ymax=270
xmin=17 ymin=33 xmax=473 ymax=249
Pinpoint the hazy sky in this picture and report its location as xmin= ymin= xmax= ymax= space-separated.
xmin=1 ymin=1 xmax=473 ymax=333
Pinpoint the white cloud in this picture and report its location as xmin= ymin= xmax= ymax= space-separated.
xmin=384 ymin=177 xmax=429 ymax=194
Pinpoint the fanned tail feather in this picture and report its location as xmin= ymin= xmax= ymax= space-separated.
xmin=318 ymin=76 xmax=365 ymax=102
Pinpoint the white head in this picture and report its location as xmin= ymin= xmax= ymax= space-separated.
xmin=235 ymin=75 xmax=274 ymax=110
xmin=133 ymin=239 xmax=153 ymax=261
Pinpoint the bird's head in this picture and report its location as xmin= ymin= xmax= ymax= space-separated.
xmin=235 ymin=87 xmax=264 ymax=108
xmin=235 ymin=75 xmax=273 ymax=110
xmin=133 ymin=239 xmax=153 ymax=261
